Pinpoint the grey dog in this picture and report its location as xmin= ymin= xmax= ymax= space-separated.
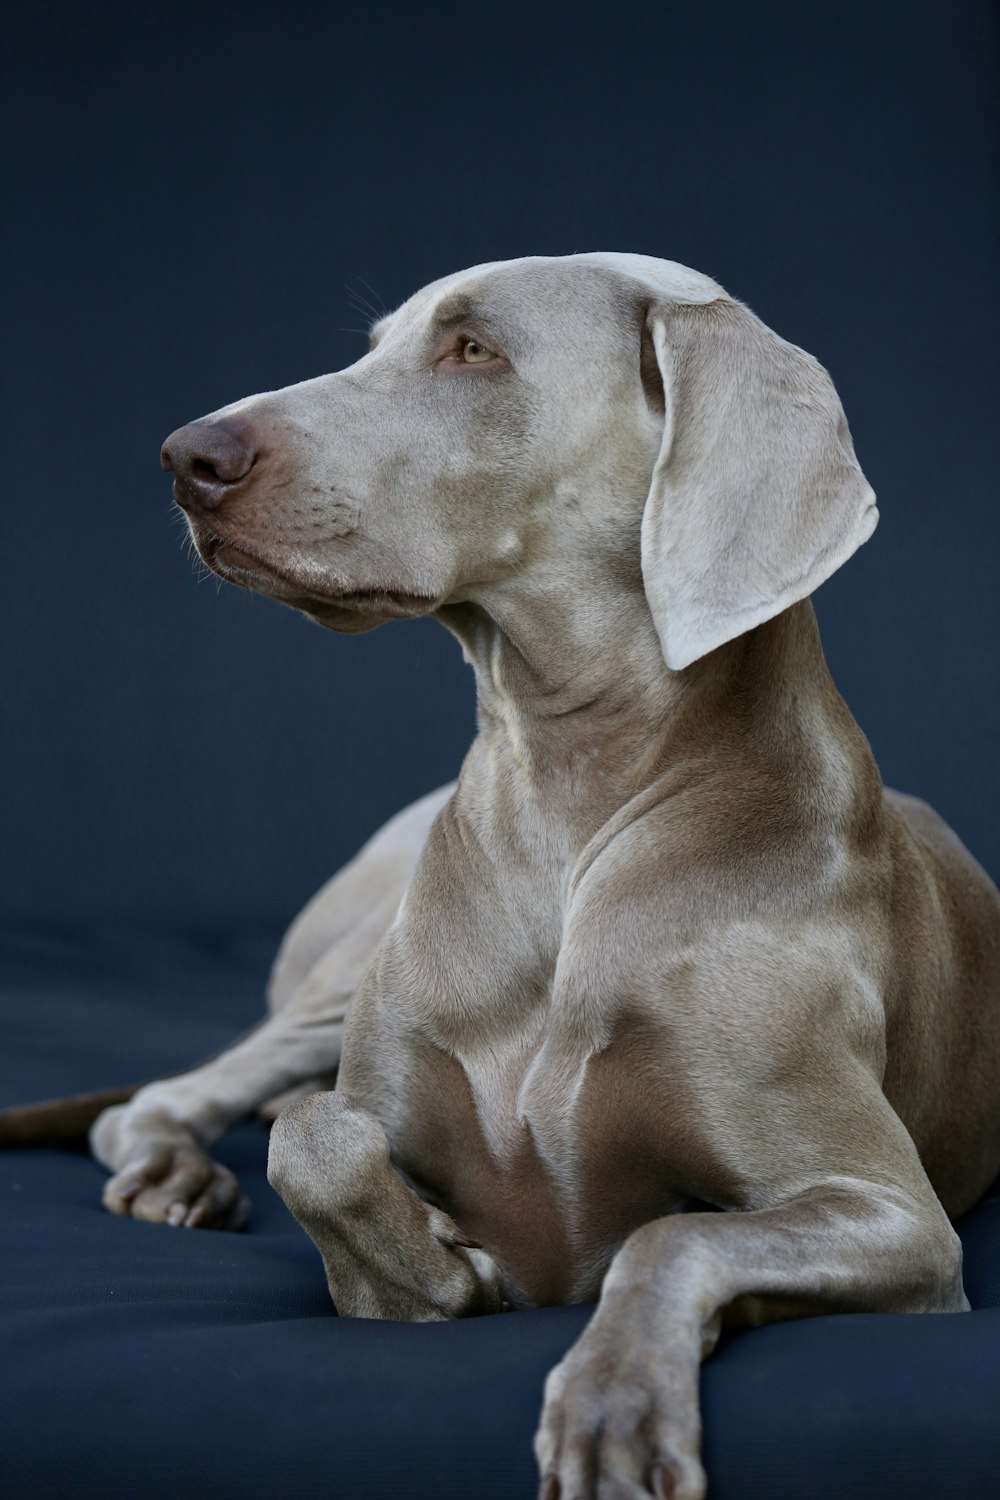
xmin=8 ymin=254 xmax=999 ymax=1500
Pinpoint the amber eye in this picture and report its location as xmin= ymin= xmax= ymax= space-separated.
xmin=461 ymin=338 xmax=495 ymax=363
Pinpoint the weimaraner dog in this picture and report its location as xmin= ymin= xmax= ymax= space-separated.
xmin=30 ymin=254 xmax=1000 ymax=1497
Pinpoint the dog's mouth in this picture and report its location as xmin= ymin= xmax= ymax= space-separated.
xmin=197 ymin=531 xmax=438 ymax=620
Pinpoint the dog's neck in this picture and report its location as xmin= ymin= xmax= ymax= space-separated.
xmin=442 ymin=559 xmax=671 ymax=731
xmin=437 ymin=586 xmax=876 ymax=850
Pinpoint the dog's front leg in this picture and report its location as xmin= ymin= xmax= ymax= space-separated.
xmin=267 ymin=1091 xmax=506 ymax=1320
xmin=535 ymin=1162 xmax=965 ymax=1499
xmin=91 ymin=1000 xmax=347 ymax=1229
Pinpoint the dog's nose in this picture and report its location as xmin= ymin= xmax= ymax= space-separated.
xmin=161 ymin=421 xmax=258 ymax=511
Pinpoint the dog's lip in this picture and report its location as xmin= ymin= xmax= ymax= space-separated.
xmin=201 ymin=533 xmax=438 ymax=612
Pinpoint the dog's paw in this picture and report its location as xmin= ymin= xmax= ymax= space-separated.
xmin=534 ymin=1300 xmax=707 ymax=1500
xmin=103 ymin=1134 xmax=249 ymax=1230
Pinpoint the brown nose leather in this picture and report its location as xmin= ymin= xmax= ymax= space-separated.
xmin=160 ymin=421 xmax=258 ymax=512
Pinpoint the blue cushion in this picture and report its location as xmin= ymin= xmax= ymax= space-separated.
xmin=2 ymin=925 xmax=998 ymax=1498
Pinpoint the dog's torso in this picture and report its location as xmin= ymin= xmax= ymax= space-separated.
xmin=338 ymin=606 xmax=1000 ymax=1307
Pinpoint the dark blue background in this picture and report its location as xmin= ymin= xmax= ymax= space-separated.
xmin=3 ymin=0 xmax=998 ymax=932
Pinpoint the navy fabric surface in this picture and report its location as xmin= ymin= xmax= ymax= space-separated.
xmin=2 ymin=925 xmax=999 ymax=1498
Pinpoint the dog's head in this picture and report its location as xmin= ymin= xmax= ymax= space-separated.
xmin=162 ymin=253 xmax=876 ymax=667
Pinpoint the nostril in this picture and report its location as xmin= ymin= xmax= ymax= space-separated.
xmin=199 ymin=436 xmax=257 ymax=486
xmin=191 ymin=456 xmax=225 ymax=484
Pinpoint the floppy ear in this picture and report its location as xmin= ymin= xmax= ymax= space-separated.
xmin=640 ymin=296 xmax=878 ymax=671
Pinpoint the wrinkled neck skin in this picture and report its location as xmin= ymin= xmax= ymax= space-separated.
xmin=436 ymin=547 xmax=868 ymax=866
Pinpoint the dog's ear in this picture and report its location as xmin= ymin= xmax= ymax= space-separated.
xmin=638 ymin=296 xmax=878 ymax=671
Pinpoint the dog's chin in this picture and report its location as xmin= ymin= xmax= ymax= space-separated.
xmin=196 ymin=535 xmax=439 ymax=630
xmin=297 ymin=597 xmax=417 ymax=635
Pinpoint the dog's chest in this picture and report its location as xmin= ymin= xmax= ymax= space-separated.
xmin=344 ymin=983 xmax=687 ymax=1304
xmin=338 ymin=815 xmax=689 ymax=1302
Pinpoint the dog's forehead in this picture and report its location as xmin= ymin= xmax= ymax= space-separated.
xmin=372 ymin=253 xmax=725 ymax=343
